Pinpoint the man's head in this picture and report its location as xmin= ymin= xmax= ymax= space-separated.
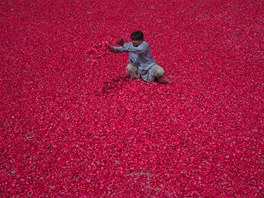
xmin=131 ymin=31 xmax=144 ymax=47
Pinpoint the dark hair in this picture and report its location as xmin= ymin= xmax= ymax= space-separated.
xmin=131 ymin=31 xmax=144 ymax=41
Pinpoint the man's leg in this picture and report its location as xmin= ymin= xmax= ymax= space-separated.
xmin=126 ymin=63 xmax=140 ymax=79
xmin=151 ymin=64 xmax=170 ymax=84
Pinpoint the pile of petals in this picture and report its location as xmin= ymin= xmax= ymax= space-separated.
xmin=1 ymin=0 xmax=263 ymax=197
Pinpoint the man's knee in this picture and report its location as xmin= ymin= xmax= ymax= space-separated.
xmin=126 ymin=63 xmax=134 ymax=72
xmin=126 ymin=63 xmax=140 ymax=78
xmin=152 ymin=65 xmax=165 ymax=78
xmin=157 ymin=67 xmax=165 ymax=76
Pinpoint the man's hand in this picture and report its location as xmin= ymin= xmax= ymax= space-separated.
xmin=117 ymin=38 xmax=124 ymax=46
xmin=109 ymin=46 xmax=117 ymax=53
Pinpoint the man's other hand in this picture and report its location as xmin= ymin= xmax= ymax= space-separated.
xmin=117 ymin=38 xmax=124 ymax=46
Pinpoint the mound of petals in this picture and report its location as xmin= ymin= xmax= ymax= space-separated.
xmin=0 ymin=0 xmax=263 ymax=197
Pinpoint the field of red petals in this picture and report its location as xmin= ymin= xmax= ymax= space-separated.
xmin=1 ymin=0 xmax=263 ymax=197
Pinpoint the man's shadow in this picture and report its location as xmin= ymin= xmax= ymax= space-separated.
xmin=102 ymin=76 xmax=130 ymax=95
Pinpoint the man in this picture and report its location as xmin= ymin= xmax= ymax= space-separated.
xmin=109 ymin=31 xmax=169 ymax=83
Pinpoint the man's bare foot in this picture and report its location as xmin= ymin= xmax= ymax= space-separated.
xmin=156 ymin=76 xmax=170 ymax=84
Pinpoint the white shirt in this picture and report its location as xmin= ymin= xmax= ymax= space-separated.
xmin=112 ymin=41 xmax=156 ymax=71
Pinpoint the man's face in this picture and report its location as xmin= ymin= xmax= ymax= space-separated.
xmin=132 ymin=40 xmax=143 ymax=47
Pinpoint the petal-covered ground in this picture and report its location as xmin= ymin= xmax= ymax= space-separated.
xmin=0 ymin=0 xmax=263 ymax=197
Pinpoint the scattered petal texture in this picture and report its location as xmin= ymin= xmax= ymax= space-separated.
xmin=0 ymin=0 xmax=263 ymax=197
